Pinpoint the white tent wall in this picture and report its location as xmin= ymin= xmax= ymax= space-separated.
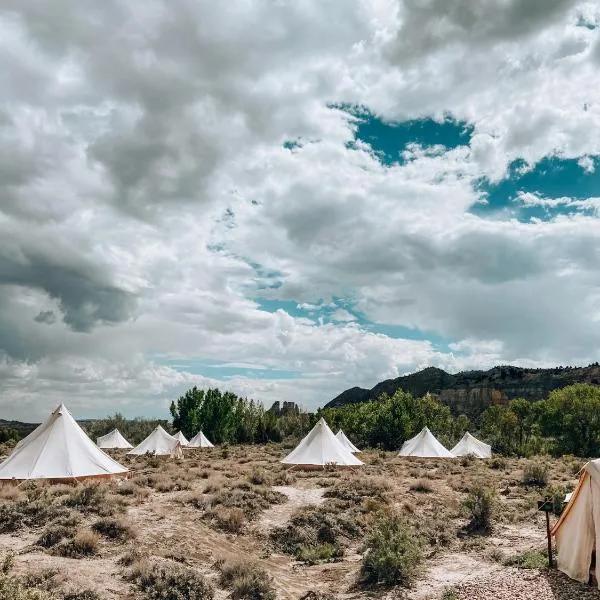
xmin=128 ymin=425 xmax=182 ymax=457
xmin=0 ymin=404 xmax=128 ymax=481
xmin=173 ymin=431 xmax=189 ymax=446
xmin=282 ymin=418 xmax=362 ymax=467
xmin=451 ymin=432 xmax=491 ymax=458
xmin=97 ymin=429 xmax=133 ymax=449
xmin=398 ymin=427 xmax=455 ymax=458
xmin=335 ymin=430 xmax=361 ymax=453
xmin=188 ymin=431 xmax=214 ymax=448
xmin=553 ymin=460 xmax=600 ymax=589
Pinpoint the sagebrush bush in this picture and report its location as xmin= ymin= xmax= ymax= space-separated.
xmin=409 ymin=480 xmax=433 ymax=493
xmin=247 ymin=469 xmax=270 ymax=486
xmin=489 ymin=457 xmax=507 ymax=470
xmin=296 ymin=543 xmax=342 ymax=564
xmin=129 ymin=560 xmax=214 ymax=600
xmin=63 ymin=591 xmax=101 ymax=600
xmin=218 ymin=562 xmax=275 ymax=600
xmin=53 ymin=530 xmax=99 ymax=558
xmin=211 ymin=508 xmax=246 ymax=534
xmin=462 ymin=484 xmax=495 ymax=534
xmin=360 ymin=514 xmax=422 ymax=587
xmin=36 ymin=525 xmax=75 ymax=549
xmin=64 ymin=484 xmax=114 ymax=515
xmin=91 ymin=517 xmax=135 ymax=541
xmin=503 ymin=549 xmax=548 ymax=569
xmin=522 ymin=462 xmax=549 ymax=487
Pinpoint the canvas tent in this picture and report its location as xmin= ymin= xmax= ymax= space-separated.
xmin=552 ymin=459 xmax=600 ymax=587
xmin=282 ymin=418 xmax=363 ymax=467
xmin=398 ymin=427 xmax=455 ymax=458
xmin=97 ymin=429 xmax=133 ymax=450
xmin=173 ymin=431 xmax=189 ymax=447
xmin=450 ymin=432 xmax=491 ymax=458
xmin=188 ymin=431 xmax=214 ymax=448
xmin=335 ymin=429 xmax=361 ymax=453
xmin=0 ymin=404 xmax=128 ymax=481
xmin=128 ymin=425 xmax=183 ymax=457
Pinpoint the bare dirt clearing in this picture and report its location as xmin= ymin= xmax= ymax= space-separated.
xmin=0 ymin=446 xmax=596 ymax=600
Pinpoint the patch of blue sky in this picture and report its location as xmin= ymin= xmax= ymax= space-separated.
xmin=160 ymin=358 xmax=299 ymax=381
xmin=473 ymin=156 xmax=600 ymax=221
xmin=254 ymin=297 xmax=457 ymax=352
xmin=334 ymin=105 xmax=474 ymax=166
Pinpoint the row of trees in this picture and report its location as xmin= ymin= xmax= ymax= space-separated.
xmin=72 ymin=382 xmax=600 ymax=457
xmin=170 ymin=387 xmax=311 ymax=444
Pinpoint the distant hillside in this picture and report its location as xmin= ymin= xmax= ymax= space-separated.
xmin=324 ymin=364 xmax=600 ymax=419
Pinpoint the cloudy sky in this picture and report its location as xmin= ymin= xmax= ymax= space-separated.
xmin=1 ymin=0 xmax=600 ymax=421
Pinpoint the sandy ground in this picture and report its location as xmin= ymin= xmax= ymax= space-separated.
xmin=0 ymin=448 xmax=598 ymax=600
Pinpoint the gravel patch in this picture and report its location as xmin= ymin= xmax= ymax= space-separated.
xmin=453 ymin=568 xmax=600 ymax=599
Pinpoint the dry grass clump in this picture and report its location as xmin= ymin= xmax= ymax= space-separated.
xmin=63 ymin=591 xmax=102 ymax=600
xmin=207 ymin=484 xmax=285 ymax=521
xmin=0 ymin=488 xmax=70 ymax=533
xmin=36 ymin=524 xmax=77 ymax=549
xmin=522 ymin=462 xmax=549 ymax=487
xmin=211 ymin=507 xmax=246 ymax=534
xmin=323 ymin=477 xmax=389 ymax=504
xmin=409 ymin=480 xmax=433 ymax=493
xmin=91 ymin=517 xmax=136 ymax=542
xmin=247 ymin=469 xmax=271 ymax=486
xmin=360 ymin=513 xmax=423 ymax=588
xmin=271 ymin=505 xmax=359 ymax=562
xmin=52 ymin=529 xmax=99 ymax=558
xmin=462 ymin=484 xmax=496 ymax=534
xmin=217 ymin=561 xmax=275 ymax=600
xmin=148 ymin=474 xmax=191 ymax=493
xmin=64 ymin=483 xmax=118 ymax=516
xmin=128 ymin=560 xmax=214 ymax=600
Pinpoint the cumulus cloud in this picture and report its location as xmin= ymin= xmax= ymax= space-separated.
xmin=0 ymin=0 xmax=599 ymax=420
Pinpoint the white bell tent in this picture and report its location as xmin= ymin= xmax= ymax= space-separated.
xmin=552 ymin=459 xmax=600 ymax=588
xmin=282 ymin=418 xmax=363 ymax=467
xmin=97 ymin=429 xmax=133 ymax=450
xmin=335 ymin=429 xmax=361 ymax=453
xmin=450 ymin=432 xmax=491 ymax=458
xmin=173 ymin=431 xmax=189 ymax=447
xmin=188 ymin=431 xmax=214 ymax=448
xmin=128 ymin=425 xmax=183 ymax=457
xmin=0 ymin=404 xmax=128 ymax=481
xmin=398 ymin=427 xmax=455 ymax=458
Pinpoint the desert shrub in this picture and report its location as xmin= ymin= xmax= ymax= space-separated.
xmin=247 ymin=469 xmax=270 ymax=486
xmin=409 ymin=480 xmax=433 ymax=493
xmin=36 ymin=525 xmax=76 ymax=548
xmin=0 ymin=573 xmax=50 ymax=600
xmin=296 ymin=543 xmax=342 ymax=565
xmin=323 ymin=479 xmax=389 ymax=504
xmin=209 ymin=486 xmax=285 ymax=520
xmin=64 ymin=484 xmax=114 ymax=515
xmin=118 ymin=549 xmax=144 ymax=567
xmin=218 ymin=562 xmax=275 ymax=600
xmin=462 ymin=485 xmax=495 ymax=534
xmin=441 ymin=589 xmax=458 ymax=600
xmin=360 ymin=514 xmax=423 ymax=587
xmin=522 ymin=462 xmax=549 ymax=487
xmin=489 ymin=457 xmax=507 ymax=470
xmin=53 ymin=530 xmax=99 ymax=558
xmin=271 ymin=506 xmax=358 ymax=558
xmin=129 ymin=560 xmax=214 ymax=600
xmin=503 ymin=549 xmax=548 ymax=569
xmin=91 ymin=517 xmax=135 ymax=541
xmin=63 ymin=592 xmax=101 ymax=600
xmin=0 ymin=495 xmax=69 ymax=533
xmin=211 ymin=508 xmax=246 ymax=533
xmin=298 ymin=593 xmax=336 ymax=600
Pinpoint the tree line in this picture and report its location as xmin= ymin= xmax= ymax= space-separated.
xmin=25 ymin=382 xmax=600 ymax=458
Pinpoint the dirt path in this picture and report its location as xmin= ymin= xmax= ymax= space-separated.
xmin=256 ymin=486 xmax=326 ymax=532
xmin=408 ymin=553 xmax=502 ymax=599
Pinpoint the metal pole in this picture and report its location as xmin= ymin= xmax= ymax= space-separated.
xmin=546 ymin=510 xmax=553 ymax=568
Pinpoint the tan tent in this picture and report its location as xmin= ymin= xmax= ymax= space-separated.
xmin=282 ymin=418 xmax=362 ymax=468
xmin=552 ymin=459 xmax=600 ymax=587
xmin=0 ymin=404 xmax=128 ymax=481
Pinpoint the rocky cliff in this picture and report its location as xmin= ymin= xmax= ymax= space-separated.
xmin=324 ymin=364 xmax=600 ymax=419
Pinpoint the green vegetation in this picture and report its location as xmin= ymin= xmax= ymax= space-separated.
xmin=522 ymin=462 xmax=549 ymax=487
xmin=360 ymin=513 xmax=423 ymax=587
xmin=129 ymin=561 xmax=214 ymax=600
xmin=462 ymin=484 xmax=495 ymax=534
xmin=170 ymin=387 xmax=310 ymax=444
xmin=218 ymin=562 xmax=275 ymax=600
xmin=503 ymin=549 xmax=548 ymax=569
